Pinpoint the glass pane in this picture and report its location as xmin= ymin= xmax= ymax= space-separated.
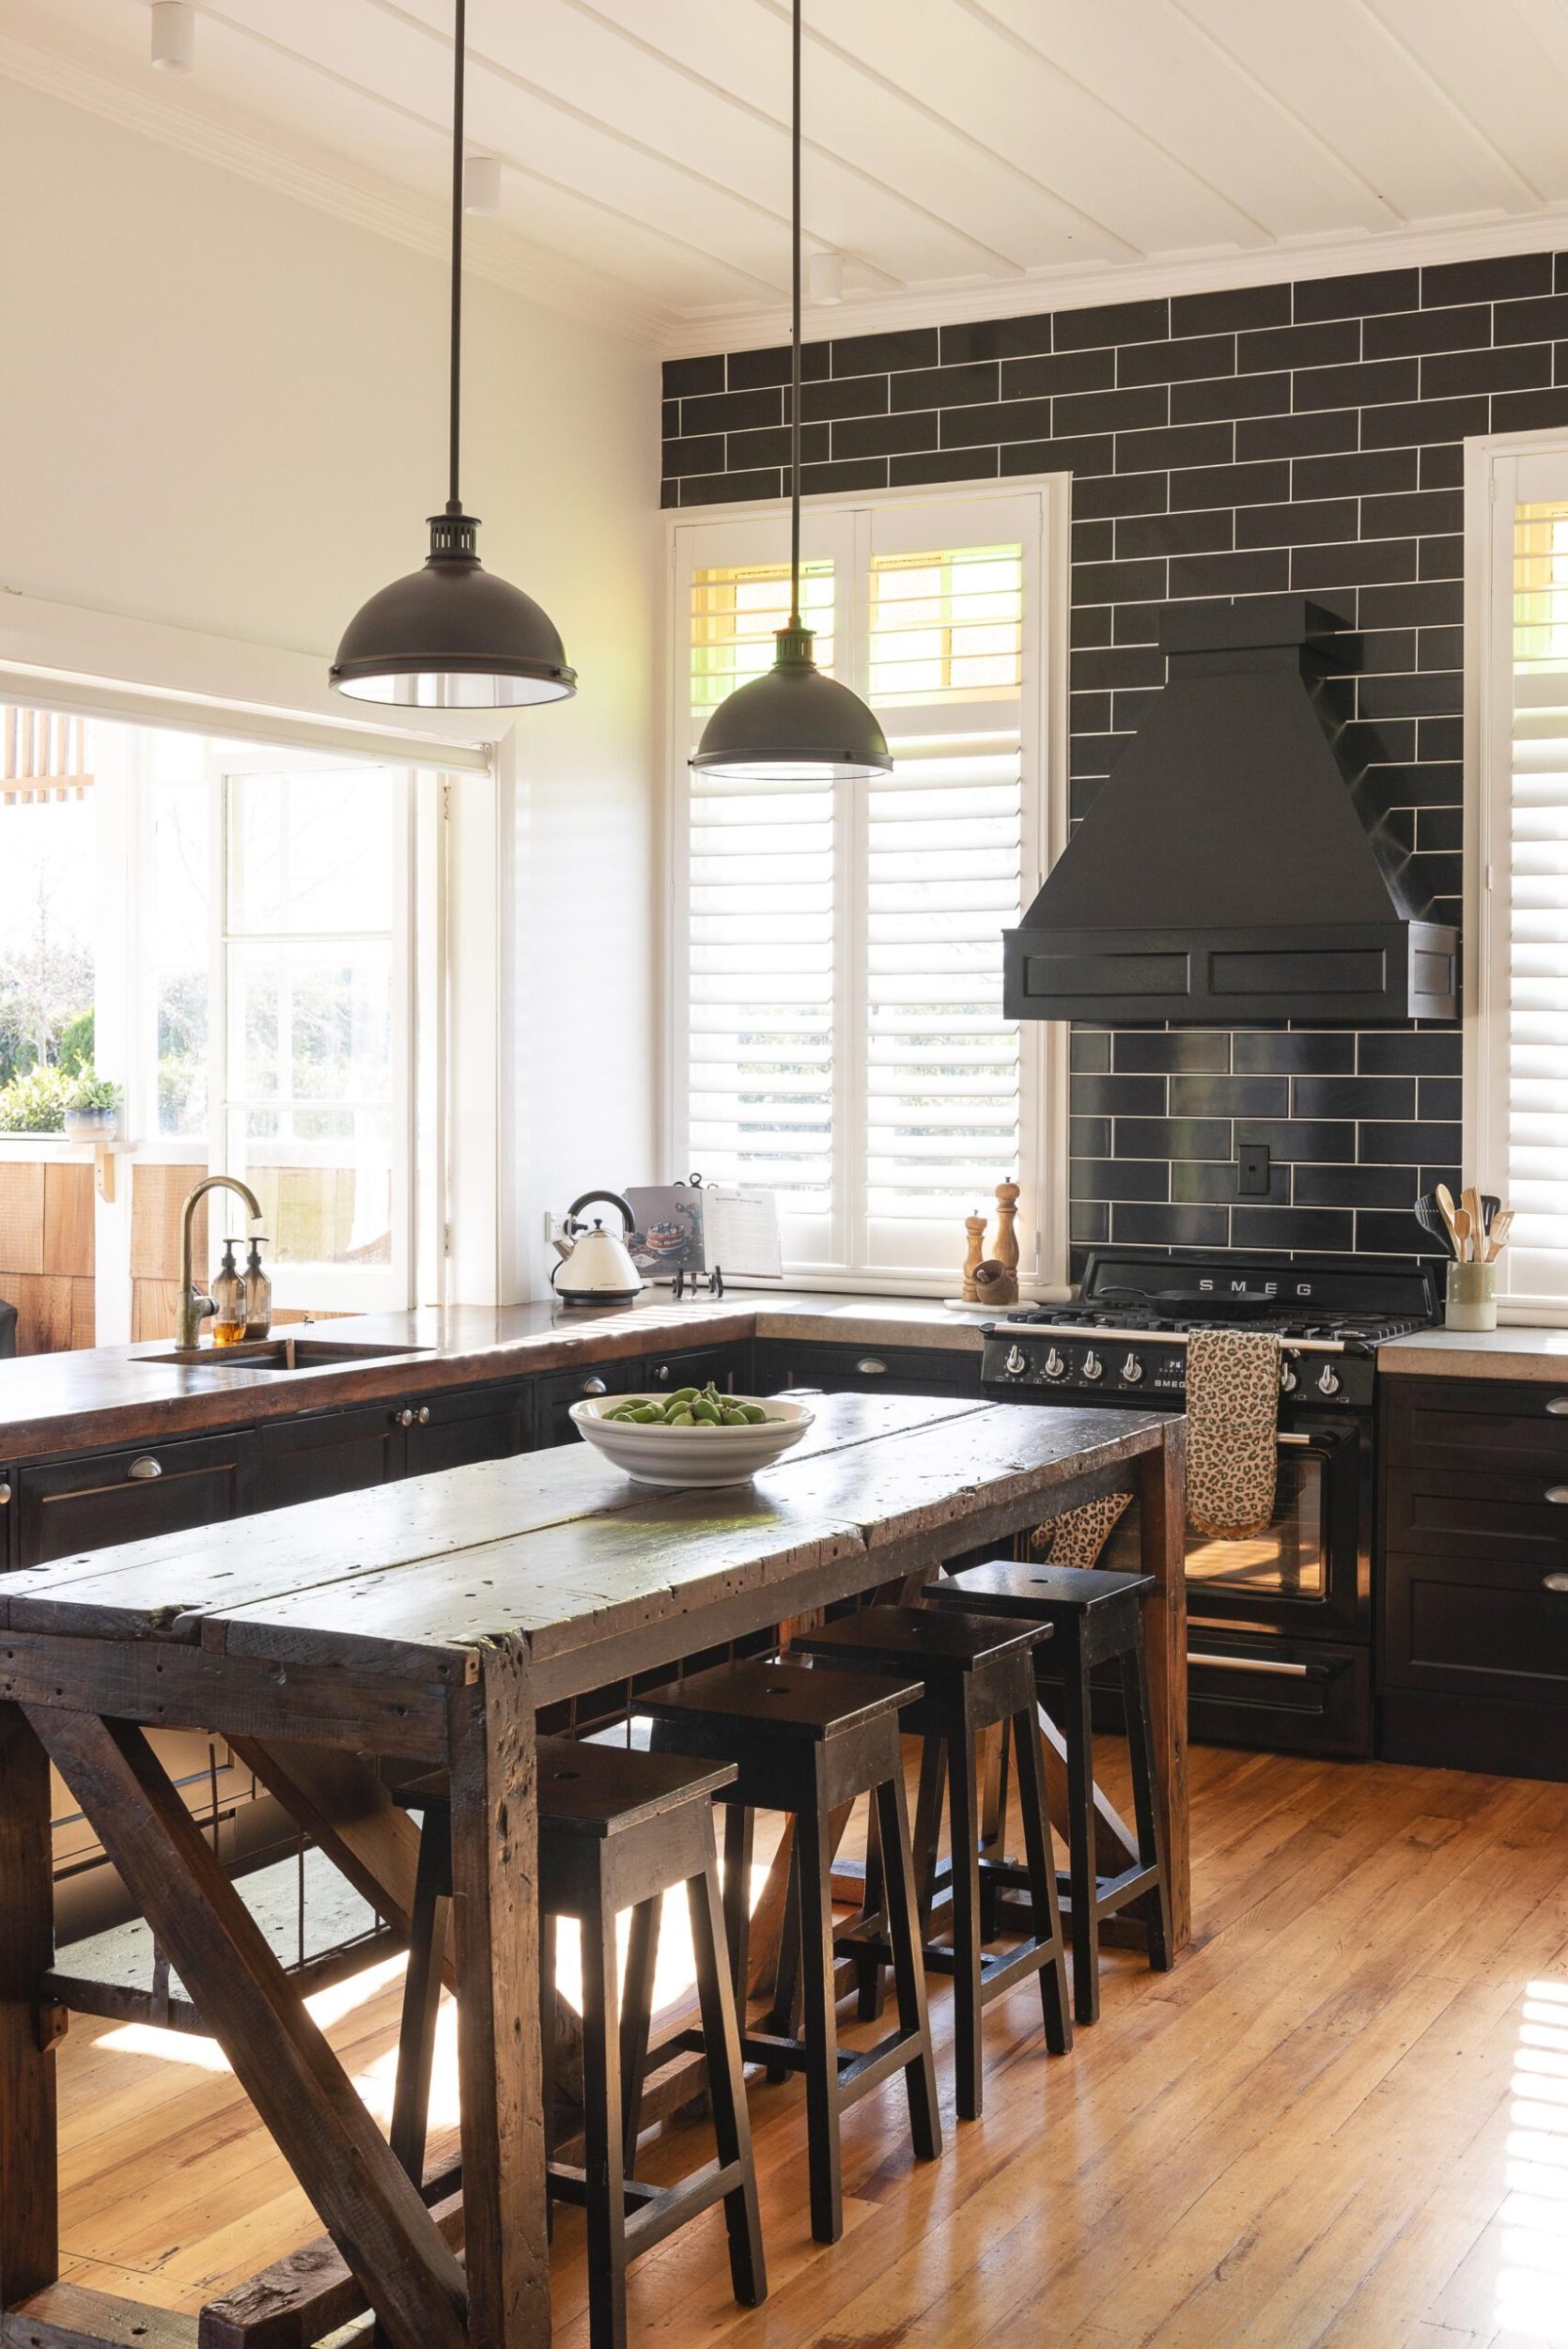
xmin=690 ymin=560 xmax=834 ymax=720
xmin=229 ymin=1112 xmax=396 ymax=1269
xmin=148 ymin=774 xmax=210 ymax=1137
xmin=228 ymin=941 xmax=393 ymax=1112
xmin=870 ymin=545 xmax=1023 ymax=708
xmin=1183 ymin=1455 xmax=1327 ymax=1600
xmin=227 ymin=769 xmax=395 ymax=935
xmin=0 ymin=708 xmax=97 ymax=1133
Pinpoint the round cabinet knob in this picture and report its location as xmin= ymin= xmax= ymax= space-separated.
xmin=1081 ymin=1350 xmax=1104 ymax=1381
xmin=582 ymin=1377 xmax=607 ymax=1398
xmin=127 ymin=1456 xmax=163 ymax=1481
xmin=1044 ymin=1347 xmax=1067 ymax=1379
xmin=1120 ymin=1353 xmax=1143 ymax=1384
xmin=1004 ymin=1345 xmax=1027 ymax=1377
xmin=395 ymin=1408 xmax=416 ymax=1428
xmin=416 ymin=1406 xmax=431 ymax=1425
xmin=1315 ymin=1363 xmax=1341 ymax=1396
xmin=1280 ymin=1358 xmax=1298 ymax=1393
xmin=654 ymin=1363 xmax=671 ymax=1384
xmin=0 ymin=1481 xmax=10 ymax=1506
xmin=856 ymin=1357 xmax=888 ymax=1376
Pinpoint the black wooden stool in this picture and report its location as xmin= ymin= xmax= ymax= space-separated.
xmin=788 ymin=1605 xmax=1073 ymax=2119
xmin=394 ymin=1738 xmax=766 ymax=2349
xmin=639 ymin=1657 xmax=943 ymax=2245
xmin=928 ymin=1562 xmax=1172 ymax=2024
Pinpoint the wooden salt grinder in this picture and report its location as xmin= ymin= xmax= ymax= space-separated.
xmin=962 ymin=1211 xmax=988 ymax=1302
xmin=993 ymin=1180 xmax=1020 ymax=1277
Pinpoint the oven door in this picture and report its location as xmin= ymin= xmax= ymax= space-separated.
xmin=1182 ymin=1420 xmax=1364 ymax=1639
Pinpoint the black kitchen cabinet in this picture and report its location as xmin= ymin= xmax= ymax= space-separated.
xmin=403 ymin=1378 xmax=533 ymax=1475
xmin=640 ymin=1341 xmax=752 ymax=1398
xmin=259 ymin=1401 xmax=406 ymax=1510
xmin=753 ymin=1336 xmax=978 ymax=1399
xmin=13 ymin=1427 xmax=260 ymax=1567
xmin=259 ymin=1379 xmax=532 ymax=1507
xmin=535 ymin=1357 xmax=647 ymax=1448
xmin=1378 ymin=1374 xmax=1568 ymax=1779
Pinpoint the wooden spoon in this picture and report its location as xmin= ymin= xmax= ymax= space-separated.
xmin=1452 ymin=1206 xmax=1473 ymax=1262
xmin=1462 ymin=1186 xmax=1483 ymax=1260
xmin=1434 ymin=1183 xmax=1463 ymax=1256
xmin=1484 ymin=1207 xmax=1514 ymax=1262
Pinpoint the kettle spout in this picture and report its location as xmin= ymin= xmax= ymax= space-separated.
xmin=551 ymin=1231 xmax=574 ymax=1262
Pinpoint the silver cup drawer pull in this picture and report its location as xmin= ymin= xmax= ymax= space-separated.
xmin=1546 ymin=1486 xmax=1568 ymax=1505
xmin=1545 ymin=1574 xmax=1568 ymax=1594
xmin=856 ymin=1357 xmax=889 ymax=1376
xmin=582 ymin=1377 xmax=608 ymax=1397
xmin=127 ymin=1457 xmax=163 ymax=1482
xmin=1547 ymin=1398 xmax=1568 ymax=1416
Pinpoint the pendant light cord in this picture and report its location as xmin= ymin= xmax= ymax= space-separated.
xmin=788 ymin=0 xmax=802 ymax=629
xmin=448 ymin=0 xmax=466 ymax=513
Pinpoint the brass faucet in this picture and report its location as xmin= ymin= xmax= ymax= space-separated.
xmin=178 ymin=1175 xmax=264 ymax=1349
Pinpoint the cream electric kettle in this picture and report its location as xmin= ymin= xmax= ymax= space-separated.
xmin=551 ymin=1190 xmax=645 ymax=1306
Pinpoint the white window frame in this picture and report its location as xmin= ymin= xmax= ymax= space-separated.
xmin=1465 ymin=428 xmax=1568 ymax=1324
xmin=660 ymin=474 xmax=1071 ymax=1298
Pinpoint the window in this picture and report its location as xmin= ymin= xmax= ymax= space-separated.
xmin=134 ymin=748 xmax=413 ymax=1313
xmin=669 ymin=486 xmax=1063 ymax=1292
xmin=1472 ymin=444 xmax=1568 ymax=1316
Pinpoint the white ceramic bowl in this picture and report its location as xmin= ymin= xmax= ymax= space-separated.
xmin=568 ymin=1392 xmax=814 ymax=1487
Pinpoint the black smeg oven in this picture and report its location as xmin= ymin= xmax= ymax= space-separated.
xmin=981 ymin=1251 xmax=1439 ymax=1760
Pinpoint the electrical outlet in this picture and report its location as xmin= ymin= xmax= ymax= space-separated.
xmin=1237 ymin=1142 xmax=1271 ymax=1198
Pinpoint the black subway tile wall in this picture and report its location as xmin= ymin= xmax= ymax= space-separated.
xmin=660 ymin=255 xmax=1561 ymax=1270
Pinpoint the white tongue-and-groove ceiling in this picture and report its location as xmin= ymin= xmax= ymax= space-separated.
xmin=7 ymin=0 xmax=1568 ymax=351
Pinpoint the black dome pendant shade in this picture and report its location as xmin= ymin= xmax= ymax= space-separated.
xmin=690 ymin=0 xmax=888 ymax=783
xmin=332 ymin=0 xmax=575 ymax=709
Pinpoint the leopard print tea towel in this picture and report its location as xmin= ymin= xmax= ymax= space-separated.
xmin=1033 ymin=1489 xmax=1133 ymax=1567
xmin=1184 ymin=1327 xmax=1281 ymax=1540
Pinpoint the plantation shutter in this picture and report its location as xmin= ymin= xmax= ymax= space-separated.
xmin=862 ymin=539 xmax=1026 ymax=1277
xmin=672 ymin=491 xmax=1052 ymax=1288
xmin=1507 ymin=501 xmax=1568 ymax=1302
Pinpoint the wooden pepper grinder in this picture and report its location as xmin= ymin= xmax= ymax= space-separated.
xmin=961 ymin=1210 xmax=988 ymax=1302
xmin=993 ymin=1180 xmax=1020 ymax=1282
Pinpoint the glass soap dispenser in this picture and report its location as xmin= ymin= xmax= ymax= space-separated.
xmin=243 ymin=1237 xmax=272 ymax=1341
xmin=211 ymin=1240 xmax=248 ymax=1347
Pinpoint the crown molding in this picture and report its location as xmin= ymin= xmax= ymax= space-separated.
xmin=0 ymin=23 xmax=672 ymax=352
xmin=665 ymin=205 xmax=1568 ymax=358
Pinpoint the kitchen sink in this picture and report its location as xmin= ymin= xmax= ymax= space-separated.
xmin=145 ymin=1339 xmax=433 ymax=1373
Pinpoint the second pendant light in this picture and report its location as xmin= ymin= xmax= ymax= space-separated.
xmin=689 ymin=0 xmax=890 ymax=783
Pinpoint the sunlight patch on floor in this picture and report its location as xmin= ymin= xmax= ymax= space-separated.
xmin=1497 ymin=1978 xmax=1568 ymax=2343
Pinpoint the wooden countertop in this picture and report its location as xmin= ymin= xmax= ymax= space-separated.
xmin=0 ymin=1292 xmax=998 ymax=1462
xmin=1378 ymin=1326 xmax=1568 ymax=1381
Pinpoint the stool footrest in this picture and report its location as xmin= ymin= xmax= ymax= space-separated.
xmin=979 ymin=1851 xmax=1161 ymax=1921
xmin=547 ymin=2156 xmax=747 ymax=2259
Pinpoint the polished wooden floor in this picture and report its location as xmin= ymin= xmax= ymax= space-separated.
xmin=54 ymin=1740 xmax=1568 ymax=2348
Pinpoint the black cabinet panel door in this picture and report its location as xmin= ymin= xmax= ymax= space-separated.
xmin=1384 ymin=1377 xmax=1568 ymax=1478
xmin=14 ymin=1429 xmax=260 ymax=1565
xmin=403 ymin=1380 xmax=532 ymax=1476
xmin=639 ymin=1342 xmax=751 ymax=1398
xmin=258 ymin=1404 xmax=405 ymax=1512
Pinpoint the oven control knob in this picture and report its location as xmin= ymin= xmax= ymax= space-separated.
xmin=1316 ymin=1362 xmax=1342 ymax=1396
xmin=1120 ymin=1352 xmax=1143 ymax=1384
xmin=1004 ymin=1344 xmax=1027 ymax=1377
xmin=1081 ymin=1349 xmax=1104 ymax=1381
xmin=1044 ymin=1346 xmax=1067 ymax=1379
xmin=1280 ymin=1358 xmax=1297 ymax=1393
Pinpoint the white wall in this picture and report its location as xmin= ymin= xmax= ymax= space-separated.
xmin=0 ymin=75 xmax=660 ymax=1302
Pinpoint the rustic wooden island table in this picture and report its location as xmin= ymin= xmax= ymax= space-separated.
xmin=0 ymin=1392 xmax=1186 ymax=2349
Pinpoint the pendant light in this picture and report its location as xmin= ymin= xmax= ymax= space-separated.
xmin=331 ymin=0 xmax=575 ymax=708
xmin=690 ymin=0 xmax=890 ymax=782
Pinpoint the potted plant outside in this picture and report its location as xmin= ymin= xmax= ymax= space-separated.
xmin=63 ymin=1069 xmax=121 ymax=1144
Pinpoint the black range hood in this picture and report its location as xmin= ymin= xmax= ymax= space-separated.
xmin=1004 ymin=596 xmax=1457 ymax=1025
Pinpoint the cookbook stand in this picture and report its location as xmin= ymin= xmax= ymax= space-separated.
xmin=673 ymin=1264 xmax=724 ymax=1299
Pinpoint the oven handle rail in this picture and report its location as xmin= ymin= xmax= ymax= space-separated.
xmin=990 ymin=1322 xmax=1347 ymax=1355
